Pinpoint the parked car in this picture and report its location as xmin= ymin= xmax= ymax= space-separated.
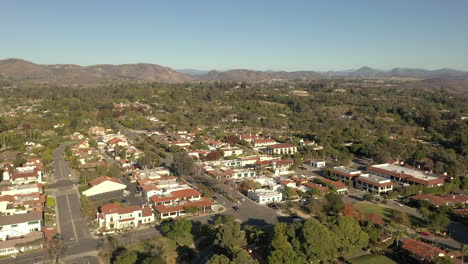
xmin=232 ymin=206 xmax=239 ymax=211
xmin=419 ymin=232 xmax=432 ymax=237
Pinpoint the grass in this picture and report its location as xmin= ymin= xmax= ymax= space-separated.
xmin=349 ymin=254 xmax=396 ymax=264
xmin=353 ymin=202 xmax=394 ymax=223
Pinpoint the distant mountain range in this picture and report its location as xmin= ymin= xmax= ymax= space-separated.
xmin=1 ymin=58 xmax=468 ymax=86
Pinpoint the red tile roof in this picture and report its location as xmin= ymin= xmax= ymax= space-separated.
xmin=253 ymin=138 xmax=276 ymax=144
xmin=402 ymin=238 xmax=446 ymax=260
xmin=171 ymin=188 xmax=202 ymax=198
xmin=303 ymin=182 xmax=329 ymax=192
xmin=319 ymin=178 xmax=347 ymax=189
xmin=89 ymin=176 xmax=123 ymax=186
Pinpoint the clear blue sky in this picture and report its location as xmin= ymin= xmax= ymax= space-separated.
xmin=1 ymin=0 xmax=467 ymax=71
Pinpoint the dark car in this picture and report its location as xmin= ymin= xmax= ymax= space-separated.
xmin=269 ymin=203 xmax=280 ymax=210
xmin=232 ymin=206 xmax=240 ymax=211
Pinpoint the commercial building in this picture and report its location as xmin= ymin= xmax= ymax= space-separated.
xmin=247 ymin=189 xmax=282 ymax=204
xmin=367 ymin=163 xmax=445 ymax=187
xmin=355 ymin=173 xmax=393 ymax=194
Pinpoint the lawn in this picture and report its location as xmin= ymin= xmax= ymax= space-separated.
xmin=352 ymin=202 xmax=427 ymax=227
xmin=353 ymin=202 xmax=394 ymax=223
xmin=349 ymin=254 xmax=396 ymax=264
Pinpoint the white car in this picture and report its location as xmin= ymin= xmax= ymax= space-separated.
xmin=68 ymin=173 xmax=72 ymax=177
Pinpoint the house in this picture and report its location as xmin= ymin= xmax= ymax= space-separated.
xmin=206 ymin=140 xmax=227 ymax=149
xmin=97 ymin=203 xmax=154 ymax=232
xmin=237 ymin=134 xmax=259 ymax=143
xmin=252 ymin=138 xmax=277 ymax=148
xmin=265 ymin=143 xmax=297 ymax=155
xmin=0 ymin=231 xmax=43 ymax=256
xmin=310 ymin=160 xmax=326 ymax=168
xmin=0 ymin=192 xmax=45 ymax=215
xmin=248 ymin=189 xmax=282 ymax=204
xmin=410 ymin=194 xmax=468 ymax=207
xmin=82 ymin=176 xmax=127 ymax=197
xmin=330 ymin=166 xmax=361 ymax=182
xmin=221 ymin=147 xmax=243 ymax=157
xmin=168 ymin=141 xmax=191 ymax=148
xmin=303 ymin=182 xmax=329 ymax=193
xmin=0 ymin=183 xmax=43 ymax=196
xmin=319 ymin=178 xmax=348 ymax=194
xmin=10 ymin=167 xmax=42 ymax=185
xmin=0 ymin=212 xmax=43 ymax=240
xmin=89 ymin=126 xmax=107 ymax=136
xmin=367 ymin=163 xmax=445 ymax=187
xmin=401 ymin=238 xmax=446 ymax=262
xmin=355 ymin=173 xmax=393 ymax=194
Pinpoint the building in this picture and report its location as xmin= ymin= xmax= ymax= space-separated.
xmin=401 ymin=238 xmax=446 ymax=262
xmin=355 ymin=173 xmax=393 ymax=194
xmin=82 ymin=176 xmax=127 ymax=197
xmin=367 ymin=163 xmax=445 ymax=187
xmin=319 ymin=178 xmax=348 ymax=194
xmin=154 ymin=197 xmax=214 ymax=219
xmin=97 ymin=203 xmax=154 ymax=232
xmin=310 ymin=160 xmax=326 ymax=168
xmin=252 ymin=138 xmax=277 ymax=148
xmin=168 ymin=141 xmax=191 ymax=148
xmin=265 ymin=143 xmax=297 ymax=155
xmin=410 ymin=194 xmax=468 ymax=207
xmin=0 ymin=231 xmax=43 ymax=256
xmin=10 ymin=167 xmax=43 ymax=185
xmin=330 ymin=166 xmax=361 ymax=182
xmin=237 ymin=134 xmax=259 ymax=143
xmin=0 ymin=183 xmax=43 ymax=196
xmin=247 ymin=189 xmax=282 ymax=204
xmin=302 ymin=182 xmax=329 ymax=193
xmin=221 ymin=147 xmax=244 ymax=157
xmin=0 ymin=212 xmax=43 ymax=240
xmin=0 ymin=192 xmax=45 ymax=215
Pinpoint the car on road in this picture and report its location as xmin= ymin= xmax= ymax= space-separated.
xmin=292 ymin=217 xmax=303 ymax=223
xmin=419 ymin=232 xmax=432 ymax=237
xmin=268 ymin=203 xmax=280 ymax=210
xmin=68 ymin=173 xmax=72 ymax=177
xmin=232 ymin=206 xmax=239 ymax=211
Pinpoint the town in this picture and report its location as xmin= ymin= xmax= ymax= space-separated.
xmin=0 ymin=80 xmax=466 ymax=264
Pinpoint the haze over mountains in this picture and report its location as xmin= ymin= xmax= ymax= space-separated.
xmin=1 ymin=58 xmax=468 ymax=86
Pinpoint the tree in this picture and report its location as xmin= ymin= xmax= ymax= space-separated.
xmin=331 ymin=216 xmax=369 ymax=254
xmin=205 ymin=151 xmax=223 ymax=161
xmin=47 ymin=235 xmax=66 ymax=264
xmin=214 ymin=220 xmax=247 ymax=254
xmin=142 ymin=237 xmax=177 ymax=264
xmin=433 ymin=256 xmax=455 ymax=264
xmin=46 ymin=197 xmax=56 ymax=208
xmin=231 ymin=249 xmax=258 ymax=264
xmin=240 ymin=179 xmax=261 ymax=190
xmin=161 ymin=218 xmax=192 ymax=239
xmin=172 ymin=152 xmax=194 ymax=176
xmin=284 ymin=186 xmax=296 ymax=200
xmin=184 ymin=205 xmax=198 ymax=215
xmin=342 ymin=203 xmax=356 ymax=218
xmin=461 ymin=244 xmax=468 ymax=264
xmin=367 ymin=213 xmax=384 ymax=227
xmin=392 ymin=210 xmax=410 ymax=226
xmin=431 ymin=213 xmax=450 ymax=232
xmin=206 ymin=254 xmax=231 ymax=264
xmin=300 ymin=219 xmax=338 ymax=262
xmin=98 ymin=236 xmax=119 ymax=264
xmin=325 ymin=192 xmax=343 ymax=215
xmin=363 ymin=193 xmax=374 ymax=202
xmin=268 ymin=223 xmax=305 ymax=264
xmin=114 ymin=249 xmax=138 ymax=264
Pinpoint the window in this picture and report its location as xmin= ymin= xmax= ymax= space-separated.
xmin=28 ymin=221 xmax=39 ymax=225
xmin=11 ymin=224 xmax=18 ymax=228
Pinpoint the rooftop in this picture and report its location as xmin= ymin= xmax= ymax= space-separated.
xmin=332 ymin=166 xmax=361 ymax=175
xmin=370 ymin=163 xmax=443 ymax=181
